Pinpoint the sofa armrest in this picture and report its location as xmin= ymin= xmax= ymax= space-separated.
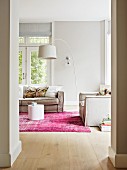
xmin=57 ymin=91 xmax=64 ymax=112
xmin=58 ymin=91 xmax=64 ymax=102
xmin=79 ymin=92 xmax=98 ymax=101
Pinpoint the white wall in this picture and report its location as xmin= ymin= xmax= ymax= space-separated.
xmin=18 ymin=0 xmax=108 ymax=105
xmin=10 ymin=0 xmax=22 ymax=163
xmin=53 ymin=21 xmax=105 ymax=104
xmin=19 ymin=0 xmax=111 ymax=21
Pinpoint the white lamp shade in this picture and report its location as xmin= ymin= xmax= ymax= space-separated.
xmin=38 ymin=45 xmax=57 ymax=59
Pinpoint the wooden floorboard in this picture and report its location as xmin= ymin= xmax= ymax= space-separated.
xmin=0 ymin=105 xmax=122 ymax=170
xmin=0 ymin=129 xmax=118 ymax=170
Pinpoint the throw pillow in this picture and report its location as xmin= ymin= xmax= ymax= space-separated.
xmin=19 ymin=85 xmax=23 ymax=98
xmin=36 ymin=87 xmax=48 ymax=97
xmin=45 ymin=86 xmax=63 ymax=98
xmin=24 ymin=86 xmax=36 ymax=98
xmin=99 ymin=84 xmax=111 ymax=95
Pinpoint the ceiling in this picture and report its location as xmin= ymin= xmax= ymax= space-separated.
xmin=19 ymin=0 xmax=111 ymax=22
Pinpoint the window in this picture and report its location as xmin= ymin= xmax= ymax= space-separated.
xmin=19 ymin=37 xmax=50 ymax=85
xmin=19 ymin=37 xmax=25 ymax=44
xmin=19 ymin=47 xmax=25 ymax=84
xmin=19 ymin=51 xmax=23 ymax=84
xmin=19 ymin=46 xmax=49 ymax=85
xmin=31 ymin=51 xmax=47 ymax=84
xmin=19 ymin=36 xmax=50 ymax=45
xmin=28 ymin=37 xmax=50 ymax=44
xmin=19 ymin=23 xmax=52 ymax=85
xmin=28 ymin=48 xmax=48 ymax=85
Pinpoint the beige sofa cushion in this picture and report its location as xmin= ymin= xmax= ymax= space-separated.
xmin=24 ymin=86 xmax=36 ymax=98
xmin=20 ymin=97 xmax=59 ymax=106
xmin=45 ymin=86 xmax=63 ymax=98
xmin=36 ymin=87 xmax=48 ymax=97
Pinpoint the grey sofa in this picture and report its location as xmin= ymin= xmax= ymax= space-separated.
xmin=19 ymin=91 xmax=64 ymax=112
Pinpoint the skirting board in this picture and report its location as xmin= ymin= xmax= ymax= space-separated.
xmin=11 ymin=141 xmax=22 ymax=165
xmin=109 ymin=146 xmax=127 ymax=168
xmin=0 ymin=141 xmax=22 ymax=167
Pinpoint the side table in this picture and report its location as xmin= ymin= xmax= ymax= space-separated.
xmin=28 ymin=104 xmax=44 ymax=120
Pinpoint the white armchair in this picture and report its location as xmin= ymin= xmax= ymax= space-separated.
xmin=79 ymin=92 xmax=111 ymax=126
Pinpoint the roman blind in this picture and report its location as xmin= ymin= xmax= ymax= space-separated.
xmin=19 ymin=23 xmax=52 ymax=37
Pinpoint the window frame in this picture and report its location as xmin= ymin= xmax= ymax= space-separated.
xmin=19 ymin=47 xmax=26 ymax=85
xmin=27 ymin=46 xmax=50 ymax=85
xmin=19 ymin=36 xmax=51 ymax=85
xmin=19 ymin=36 xmax=51 ymax=46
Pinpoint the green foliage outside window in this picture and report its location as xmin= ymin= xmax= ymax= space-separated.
xmin=19 ymin=37 xmax=25 ymax=44
xmin=18 ymin=51 xmax=47 ymax=85
xmin=19 ymin=51 xmax=22 ymax=84
xmin=31 ymin=52 xmax=47 ymax=84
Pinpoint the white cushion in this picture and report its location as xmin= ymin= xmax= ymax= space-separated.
xmin=19 ymin=85 xmax=23 ymax=98
xmin=23 ymin=85 xmax=28 ymax=93
xmin=45 ymin=86 xmax=63 ymax=98
xmin=100 ymin=84 xmax=111 ymax=95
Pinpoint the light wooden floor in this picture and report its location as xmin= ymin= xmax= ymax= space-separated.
xmin=0 ymin=106 xmax=119 ymax=170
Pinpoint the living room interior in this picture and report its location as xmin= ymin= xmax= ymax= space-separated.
xmin=19 ymin=20 xmax=111 ymax=132
xmin=1 ymin=0 xmax=127 ymax=169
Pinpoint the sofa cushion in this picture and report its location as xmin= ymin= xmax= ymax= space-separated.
xmin=20 ymin=97 xmax=59 ymax=106
xmin=36 ymin=87 xmax=48 ymax=97
xmin=45 ymin=86 xmax=63 ymax=98
xmin=37 ymin=98 xmax=59 ymax=105
xmin=24 ymin=86 xmax=36 ymax=98
xmin=19 ymin=85 xmax=23 ymax=98
xmin=99 ymin=84 xmax=111 ymax=95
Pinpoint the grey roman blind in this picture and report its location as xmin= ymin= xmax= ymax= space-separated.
xmin=19 ymin=23 xmax=52 ymax=37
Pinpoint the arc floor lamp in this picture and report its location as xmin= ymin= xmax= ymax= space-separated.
xmin=38 ymin=44 xmax=57 ymax=59
xmin=38 ymin=39 xmax=78 ymax=98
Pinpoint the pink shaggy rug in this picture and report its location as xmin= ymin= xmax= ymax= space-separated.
xmin=19 ymin=111 xmax=91 ymax=132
